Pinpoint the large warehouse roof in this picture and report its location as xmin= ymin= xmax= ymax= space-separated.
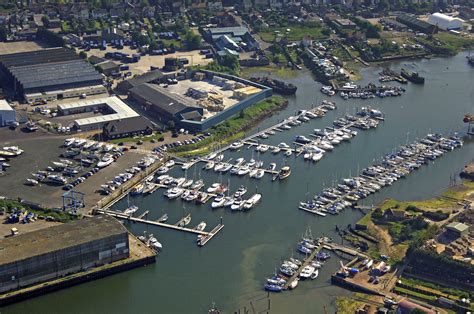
xmin=130 ymin=83 xmax=198 ymax=115
xmin=58 ymin=96 xmax=140 ymax=127
xmin=0 ymin=215 xmax=126 ymax=265
xmin=0 ymin=47 xmax=77 ymax=68
xmin=427 ymin=13 xmax=464 ymax=30
xmin=10 ymin=59 xmax=102 ymax=90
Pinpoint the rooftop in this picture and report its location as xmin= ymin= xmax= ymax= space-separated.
xmin=58 ymin=96 xmax=140 ymax=127
xmin=208 ymin=26 xmax=250 ymax=37
xmin=0 ymin=215 xmax=127 ymax=266
xmin=103 ymin=116 xmax=153 ymax=136
xmin=130 ymin=83 xmax=198 ymax=115
xmin=10 ymin=59 xmax=102 ymax=90
xmin=0 ymin=47 xmax=77 ymax=68
xmin=446 ymin=222 xmax=470 ymax=233
xmin=0 ymin=99 xmax=13 ymax=111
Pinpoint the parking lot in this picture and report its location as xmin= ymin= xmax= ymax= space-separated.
xmin=0 ymin=128 xmax=151 ymax=212
xmin=79 ymin=45 xmax=212 ymax=75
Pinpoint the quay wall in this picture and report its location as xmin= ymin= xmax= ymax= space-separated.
xmin=331 ymin=274 xmax=385 ymax=296
xmin=0 ymin=255 xmax=155 ymax=307
xmin=94 ymin=159 xmax=165 ymax=211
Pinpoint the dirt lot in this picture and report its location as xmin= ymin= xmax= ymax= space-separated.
xmin=0 ymin=216 xmax=60 ymax=238
xmin=0 ymin=127 xmax=149 ymax=212
xmin=79 ymin=46 xmax=212 ymax=75
xmin=0 ymin=41 xmax=49 ymax=55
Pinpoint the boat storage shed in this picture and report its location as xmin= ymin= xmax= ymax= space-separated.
xmin=427 ymin=13 xmax=464 ymax=30
xmin=0 ymin=99 xmax=15 ymax=127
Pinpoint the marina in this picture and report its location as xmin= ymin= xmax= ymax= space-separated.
xmin=5 ymin=53 xmax=474 ymax=314
xmin=299 ymin=133 xmax=464 ymax=216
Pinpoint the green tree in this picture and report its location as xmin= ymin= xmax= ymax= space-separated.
xmin=167 ymin=120 xmax=176 ymax=129
xmin=41 ymin=16 xmax=50 ymax=28
xmin=184 ymin=31 xmax=201 ymax=50
xmin=219 ymin=54 xmax=240 ymax=72
xmin=0 ymin=26 xmax=7 ymax=42
xmin=79 ymin=51 xmax=87 ymax=59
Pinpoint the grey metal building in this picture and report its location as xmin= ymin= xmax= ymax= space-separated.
xmin=0 ymin=47 xmax=105 ymax=103
xmin=0 ymin=215 xmax=129 ymax=293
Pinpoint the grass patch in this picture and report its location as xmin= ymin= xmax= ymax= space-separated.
xmin=240 ymin=65 xmax=297 ymax=79
xmin=434 ymin=33 xmax=474 ymax=50
xmin=0 ymin=199 xmax=76 ymax=223
xmin=259 ymin=24 xmax=329 ymax=42
xmin=394 ymin=286 xmax=437 ymax=302
xmin=379 ymin=179 xmax=474 ymax=212
xmin=400 ymin=276 xmax=472 ymax=299
xmin=335 ymin=296 xmax=366 ymax=314
xmin=357 ymin=213 xmax=372 ymax=227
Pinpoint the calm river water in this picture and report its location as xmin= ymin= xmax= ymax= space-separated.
xmin=4 ymin=52 xmax=474 ymax=314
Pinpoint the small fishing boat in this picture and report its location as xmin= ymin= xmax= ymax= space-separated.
xmin=278 ymin=166 xmax=291 ymax=180
xmin=264 ymin=284 xmax=282 ymax=292
xmin=230 ymin=198 xmax=244 ymax=211
xmin=158 ymin=214 xmax=168 ymax=222
xmin=178 ymin=214 xmax=191 ymax=227
xmin=204 ymin=161 xmax=215 ymax=170
xmin=195 ymin=221 xmax=207 ymax=231
xmin=243 ymin=193 xmax=262 ymax=210
xmin=289 ymin=278 xmax=299 ymax=289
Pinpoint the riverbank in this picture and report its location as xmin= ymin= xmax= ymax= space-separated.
xmin=169 ymin=96 xmax=288 ymax=157
xmin=354 ymin=179 xmax=474 ymax=263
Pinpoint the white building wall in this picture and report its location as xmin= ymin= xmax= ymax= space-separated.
xmin=0 ymin=100 xmax=15 ymax=127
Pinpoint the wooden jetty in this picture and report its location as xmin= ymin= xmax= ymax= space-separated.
xmin=322 ymin=242 xmax=369 ymax=259
xmin=137 ymin=210 xmax=149 ymax=219
xmin=96 ymin=209 xmax=224 ymax=247
xmin=198 ymin=223 xmax=225 ymax=246
xmin=203 ymin=103 xmax=332 ymax=157
xmin=283 ymin=247 xmax=321 ymax=290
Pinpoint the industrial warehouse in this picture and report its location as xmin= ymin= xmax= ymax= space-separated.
xmin=0 ymin=47 xmax=106 ymax=103
xmin=128 ymin=70 xmax=272 ymax=131
xmin=57 ymin=96 xmax=140 ymax=131
xmin=0 ymin=216 xmax=129 ymax=294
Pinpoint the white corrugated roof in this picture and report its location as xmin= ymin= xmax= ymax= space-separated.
xmin=58 ymin=96 xmax=139 ymax=127
xmin=0 ymin=99 xmax=13 ymax=111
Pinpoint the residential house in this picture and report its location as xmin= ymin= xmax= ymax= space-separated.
xmin=110 ymin=8 xmax=125 ymax=19
xmin=91 ymin=8 xmax=108 ymax=19
xmin=70 ymin=5 xmax=90 ymax=20
xmin=0 ymin=13 xmax=8 ymax=25
xmin=172 ymin=1 xmax=185 ymax=14
xmin=208 ymin=0 xmax=224 ymax=11
xmin=254 ymin=0 xmax=269 ymax=8
xmin=269 ymin=0 xmax=284 ymax=10
xmin=383 ymin=208 xmax=407 ymax=221
xmin=142 ymin=6 xmax=156 ymax=18
xmin=102 ymin=27 xmax=125 ymax=43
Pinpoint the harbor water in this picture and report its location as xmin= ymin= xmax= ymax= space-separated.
xmin=4 ymin=53 xmax=474 ymax=314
